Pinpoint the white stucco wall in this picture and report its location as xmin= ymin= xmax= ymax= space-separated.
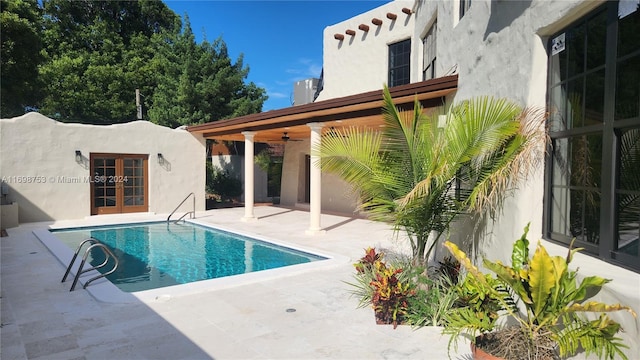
xmin=316 ymin=0 xmax=416 ymax=101
xmin=313 ymin=1 xmax=639 ymax=355
xmin=430 ymin=0 xmax=606 ymax=254
xmin=434 ymin=3 xmax=638 ymax=353
xmin=0 ymin=112 xmax=206 ymax=222
xmin=279 ymin=140 xmax=357 ymax=214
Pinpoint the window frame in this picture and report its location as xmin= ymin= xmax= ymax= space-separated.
xmin=388 ymin=39 xmax=411 ymax=87
xmin=422 ymin=21 xmax=437 ymax=81
xmin=544 ymin=1 xmax=640 ymax=272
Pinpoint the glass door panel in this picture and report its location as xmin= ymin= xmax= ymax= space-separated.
xmin=91 ymin=154 xmax=148 ymax=215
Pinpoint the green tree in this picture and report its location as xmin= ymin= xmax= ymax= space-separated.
xmin=318 ymin=86 xmax=545 ymax=266
xmin=1 ymin=0 xmax=43 ymax=117
xmin=35 ymin=0 xmax=265 ymax=125
xmin=148 ymin=16 xmax=266 ymax=128
xmin=38 ymin=0 xmax=180 ymax=123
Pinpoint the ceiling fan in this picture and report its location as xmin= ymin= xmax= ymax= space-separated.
xmin=268 ymin=132 xmax=303 ymax=142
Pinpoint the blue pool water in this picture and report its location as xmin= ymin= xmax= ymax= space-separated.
xmin=51 ymin=222 xmax=326 ymax=292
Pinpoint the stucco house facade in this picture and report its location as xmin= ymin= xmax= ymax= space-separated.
xmin=0 ymin=113 xmax=207 ymax=223
xmin=1 ymin=1 xmax=636 ymax=355
xmin=189 ymin=0 xmax=639 ymax=355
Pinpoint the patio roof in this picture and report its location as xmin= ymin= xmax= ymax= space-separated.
xmin=187 ymin=74 xmax=458 ymax=143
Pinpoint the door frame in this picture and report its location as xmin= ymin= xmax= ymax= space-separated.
xmin=90 ymin=153 xmax=149 ymax=215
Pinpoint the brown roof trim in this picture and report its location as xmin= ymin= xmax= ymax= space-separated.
xmin=187 ymin=75 xmax=458 ymax=135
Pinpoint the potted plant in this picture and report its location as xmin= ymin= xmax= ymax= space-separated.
xmin=347 ymin=248 xmax=415 ymax=328
xmin=443 ymin=224 xmax=637 ymax=360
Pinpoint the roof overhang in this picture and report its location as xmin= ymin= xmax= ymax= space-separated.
xmin=187 ymin=74 xmax=458 ymax=143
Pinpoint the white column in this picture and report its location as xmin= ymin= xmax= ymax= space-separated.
xmin=242 ymin=131 xmax=256 ymax=222
xmin=306 ymin=123 xmax=326 ymax=235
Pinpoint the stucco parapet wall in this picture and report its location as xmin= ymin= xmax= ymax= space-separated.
xmin=0 ymin=112 xmax=206 ymax=223
xmin=317 ymin=0 xmax=417 ymax=101
xmin=324 ymin=0 xmax=414 ymax=36
xmin=0 ymin=112 xmax=191 ymax=133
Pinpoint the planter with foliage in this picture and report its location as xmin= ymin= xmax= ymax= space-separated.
xmin=443 ymin=224 xmax=637 ymax=360
xmin=348 ymin=248 xmax=416 ymax=328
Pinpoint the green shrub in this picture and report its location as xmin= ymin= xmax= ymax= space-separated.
xmin=206 ymin=162 xmax=242 ymax=202
xmin=405 ymin=271 xmax=460 ymax=328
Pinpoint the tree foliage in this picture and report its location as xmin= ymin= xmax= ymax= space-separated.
xmin=1 ymin=0 xmax=43 ymax=117
xmin=2 ymin=0 xmax=267 ymax=125
xmin=318 ymin=86 xmax=546 ymax=266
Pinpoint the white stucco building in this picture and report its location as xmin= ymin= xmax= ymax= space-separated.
xmin=0 ymin=113 xmax=206 ymax=223
xmin=189 ymin=1 xmax=640 ymax=356
xmin=1 ymin=1 xmax=637 ymax=356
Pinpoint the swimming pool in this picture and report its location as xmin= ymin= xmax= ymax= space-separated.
xmin=49 ymin=221 xmax=327 ymax=293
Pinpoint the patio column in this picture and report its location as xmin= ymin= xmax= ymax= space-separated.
xmin=306 ymin=123 xmax=326 ymax=235
xmin=242 ymin=131 xmax=256 ymax=222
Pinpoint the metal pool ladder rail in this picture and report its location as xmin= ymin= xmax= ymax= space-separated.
xmin=167 ymin=192 xmax=195 ymax=223
xmin=62 ymin=238 xmax=119 ymax=291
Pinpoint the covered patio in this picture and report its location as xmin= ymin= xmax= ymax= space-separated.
xmin=188 ymin=75 xmax=458 ymax=234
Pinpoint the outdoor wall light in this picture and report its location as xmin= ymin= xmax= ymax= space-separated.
xmin=75 ymin=150 xmax=82 ymax=163
xmin=157 ymin=153 xmax=164 ymax=165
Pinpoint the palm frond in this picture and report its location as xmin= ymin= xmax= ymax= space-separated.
xmin=554 ymin=314 xmax=630 ymax=360
xmin=318 ymin=86 xmax=547 ymax=265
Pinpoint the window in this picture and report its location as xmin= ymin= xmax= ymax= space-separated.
xmin=422 ymin=21 xmax=437 ymax=81
xmin=545 ymin=1 xmax=640 ymax=271
xmin=388 ymin=39 xmax=411 ymax=87
xmin=459 ymin=0 xmax=471 ymax=20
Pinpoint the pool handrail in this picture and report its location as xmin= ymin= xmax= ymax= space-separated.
xmin=167 ymin=192 xmax=195 ymax=224
xmin=62 ymin=238 xmax=119 ymax=291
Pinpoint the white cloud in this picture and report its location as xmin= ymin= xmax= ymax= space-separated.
xmin=269 ymin=91 xmax=289 ymax=99
xmin=283 ymin=57 xmax=322 ymax=79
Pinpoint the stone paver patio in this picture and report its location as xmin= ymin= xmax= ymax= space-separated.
xmin=1 ymin=206 xmax=472 ymax=359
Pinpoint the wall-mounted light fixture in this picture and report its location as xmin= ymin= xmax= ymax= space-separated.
xmin=157 ymin=153 xmax=164 ymax=165
xmin=75 ymin=150 xmax=82 ymax=163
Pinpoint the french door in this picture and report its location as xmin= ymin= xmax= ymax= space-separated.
xmin=90 ymin=154 xmax=148 ymax=215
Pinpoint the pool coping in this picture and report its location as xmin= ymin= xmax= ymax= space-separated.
xmin=34 ymin=218 xmax=350 ymax=304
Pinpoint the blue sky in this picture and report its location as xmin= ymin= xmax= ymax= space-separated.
xmin=164 ymin=1 xmax=389 ymax=111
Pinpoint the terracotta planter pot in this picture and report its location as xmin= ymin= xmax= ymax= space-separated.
xmin=470 ymin=336 xmax=505 ymax=360
xmin=374 ymin=311 xmax=403 ymax=328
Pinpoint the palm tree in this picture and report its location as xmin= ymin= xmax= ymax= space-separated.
xmin=318 ymin=85 xmax=545 ymax=266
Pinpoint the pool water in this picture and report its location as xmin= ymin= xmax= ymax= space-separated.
xmin=51 ymin=222 xmax=326 ymax=292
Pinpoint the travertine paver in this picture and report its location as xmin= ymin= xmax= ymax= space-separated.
xmin=2 ymin=207 xmax=468 ymax=359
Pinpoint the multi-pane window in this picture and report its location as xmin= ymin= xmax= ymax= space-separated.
xmin=545 ymin=1 xmax=640 ymax=271
xmin=423 ymin=21 xmax=437 ymax=81
xmin=388 ymin=39 xmax=411 ymax=87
